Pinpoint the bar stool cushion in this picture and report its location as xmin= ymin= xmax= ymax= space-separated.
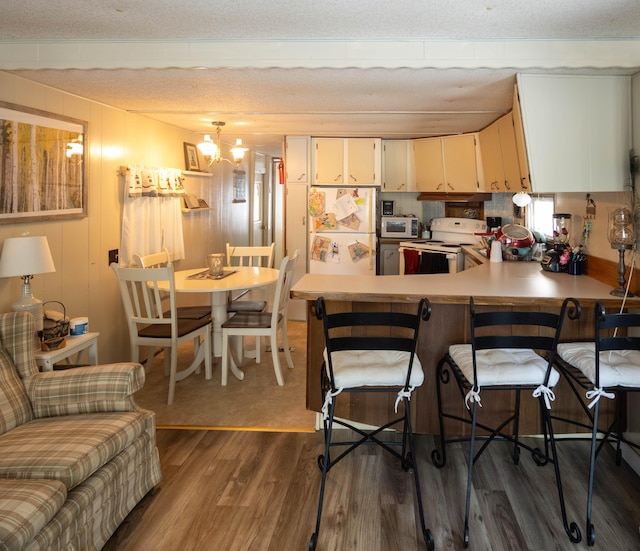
xmin=557 ymin=342 xmax=640 ymax=388
xmin=323 ymin=349 xmax=424 ymax=388
xmin=449 ymin=344 xmax=560 ymax=387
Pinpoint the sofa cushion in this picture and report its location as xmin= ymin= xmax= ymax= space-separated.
xmin=0 ymin=412 xmax=146 ymax=490
xmin=0 ymin=348 xmax=33 ymax=436
xmin=0 ymin=478 xmax=66 ymax=551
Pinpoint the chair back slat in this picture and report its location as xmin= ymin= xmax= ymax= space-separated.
xmin=271 ymin=250 xmax=299 ymax=324
xmin=593 ymin=301 xmax=640 ymax=388
xmin=226 ymin=243 xmax=275 ymax=268
xmin=316 ymin=297 xmax=431 ymax=390
xmin=111 ymin=263 xmax=177 ymax=333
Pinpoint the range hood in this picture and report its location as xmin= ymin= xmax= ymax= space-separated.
xmin=417 ymin=192 xmax=492 ymax=202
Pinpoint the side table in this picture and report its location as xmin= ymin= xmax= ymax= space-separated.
xmin=34 ymin=332 xmax=100 ymax=372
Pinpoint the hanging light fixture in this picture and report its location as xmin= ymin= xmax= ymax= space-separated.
xmin=197 ymin=122 xmax=248 ymax=166
xmin=512 ymin=191 xmax=532 ymax=207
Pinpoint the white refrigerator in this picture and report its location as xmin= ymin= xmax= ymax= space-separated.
xmin=308 ymin=186 xmax=378 ymax=276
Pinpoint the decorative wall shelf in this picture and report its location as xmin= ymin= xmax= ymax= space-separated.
xmin=182 ymin=170 xmax=212 ymax=177
xmin=181 ymin=207 xmax=211 ymax=213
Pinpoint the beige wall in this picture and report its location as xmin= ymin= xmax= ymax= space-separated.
xmin=0 ymin=72 xmax=254 ymax=364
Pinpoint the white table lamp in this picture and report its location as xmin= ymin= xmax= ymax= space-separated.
xmin=0 ymin=234 xmax=56 ymax=333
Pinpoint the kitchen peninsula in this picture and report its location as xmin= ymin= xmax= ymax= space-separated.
xmin=291 ymin=262 xmax=640 ymax=434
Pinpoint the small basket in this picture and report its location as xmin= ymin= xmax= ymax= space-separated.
xmin=41 ymin=301 xmax=70 ymax=341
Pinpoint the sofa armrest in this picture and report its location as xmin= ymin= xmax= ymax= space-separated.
xmin=24 ymin=363 xmax=146 ymax=418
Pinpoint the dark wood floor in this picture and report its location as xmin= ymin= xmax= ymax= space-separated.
xmin=104 ymin=428 xmax=640 ymax=550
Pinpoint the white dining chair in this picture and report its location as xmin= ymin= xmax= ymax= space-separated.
xmin=133 ymin=249 xmax=210 ymax=368
xmin=111 ymin=262 xmax=212 ymax=405
xmin=225 ymin=242 xmax=275 ymax=308
xmin=220 ymin=250 xmax=299 ymax=386
xmin=225 ymin=243 xmax=276 ymax=362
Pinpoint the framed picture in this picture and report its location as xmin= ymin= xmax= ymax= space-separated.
xmin=0 ymin=101 xmax=87 ymax=224
xmin=183 ymin=142 xmax=200 ymax=172
xmin=233 ymin=170 xmax=247 ymax=203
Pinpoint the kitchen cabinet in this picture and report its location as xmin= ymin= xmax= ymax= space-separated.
xmin=414 ymin=134 xmax=479 ymax=193
xmin=512 ymin=85 xmax=531 ymax=192
xmin=313 ymin=138 xmax=381 ymax=186
xmin=479 ymin=112 xmax=522 ymax=193
xmin=413 ymin=138 xmax=443 ymax=192
xmin=517 ymin=74 xmax=631 ymax=192
xmin=285 ymin=136 xmax=310 ymax=184
xmin=382 ymin=140 xmax=415 ymax=192
xmin=479 ymin=123 xmax=503 ymax=192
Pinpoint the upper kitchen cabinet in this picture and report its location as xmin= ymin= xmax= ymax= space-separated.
xmin=313 ymin=138 xmax=381 ymax=186
xmin=478 ymin=112 xmax=523 ymax=193
xmin=512 ymin=85 xmax=531 ymax=192
xmin=382 ymin=140 xmax=415 ymax=192
xmin=517 ymin=74 xmax=631 ymax=192
xmin=285 ymin=136 xmax=311 ymax=184
xmin=414 ymin=134 xmax=479 ymax=193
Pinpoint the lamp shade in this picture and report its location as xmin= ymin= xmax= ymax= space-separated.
xmin=0 ymin=236 xmax=56 ymax=278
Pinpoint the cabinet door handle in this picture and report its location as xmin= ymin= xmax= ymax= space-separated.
xmin=437 ymin=183 xmax=444 ymax=190
xmin=349 ymin=174 xmax=357 ymax=182
xmin=302 ymin=216 xmax=305 ymax=226
xmin=447 ymin=183 xmax=454 ymax=191
xmin=504 ymin=181 xmax=511 ymax=190
xmin=334 ymin=174 xmax=342 ymax=182
xmin=297 ymin=173 xmax=306 ymax=181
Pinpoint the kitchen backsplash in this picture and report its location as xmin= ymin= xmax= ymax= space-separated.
xmin=380 ymin=192 xmax=517 ymax=228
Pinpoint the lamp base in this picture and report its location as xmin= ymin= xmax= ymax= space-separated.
xmin=12 ymin=277 xmax=43 ymax=351
xmin=610 ymin=243 xmax=634 ymax=298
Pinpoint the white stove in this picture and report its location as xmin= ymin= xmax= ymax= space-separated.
xmin=398 ymin=217 xmax=486 ymax=274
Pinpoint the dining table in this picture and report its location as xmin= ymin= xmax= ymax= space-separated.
xmin=156 ymin=266 xmax=279 ymax=377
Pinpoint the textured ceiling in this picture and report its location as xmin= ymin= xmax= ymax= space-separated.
xmin=2 ymin=0 xmax=640 ymax=156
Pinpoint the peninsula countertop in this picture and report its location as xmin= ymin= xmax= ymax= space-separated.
xmin=290 ymin=261 xmax=639 ymax=307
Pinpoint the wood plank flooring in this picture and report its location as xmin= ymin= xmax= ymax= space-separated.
xmin=104 ymin=429 xmax=640 ymax=550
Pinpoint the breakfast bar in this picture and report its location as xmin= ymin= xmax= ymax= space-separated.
xmin=291 ymin=262 xmax=640 ymax=434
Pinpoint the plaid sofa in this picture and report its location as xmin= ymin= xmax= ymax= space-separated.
xmin=0 ymin=311 xmax=161 ymax=551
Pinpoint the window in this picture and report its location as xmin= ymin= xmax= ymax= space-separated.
xmin=526 ymin=195 xmax=555 ymax=239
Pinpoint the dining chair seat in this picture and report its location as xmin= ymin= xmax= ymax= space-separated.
xmin=138 ymin=317 xmax=210 ymax=339
xmin=449 ymin=345 xmax=561 ymax=387
xmin=223 ymin=312 xmax=281 ymax=329
xmin=324 ymin=349 xmax=424 ymax=388
xmin=557 ymin=342 xmax=640 ymax=388
xmin=226 ymin=300 xmax=267 ymax=313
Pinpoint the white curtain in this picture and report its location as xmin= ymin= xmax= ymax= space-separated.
xmin=120 ymin=166 xmax=185 ymax=266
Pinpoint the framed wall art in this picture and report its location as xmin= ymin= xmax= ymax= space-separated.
xmin=0 ymin=101 xmax=87 ymax=224
xmin=183 ymin=142 xmax=200 ymax=172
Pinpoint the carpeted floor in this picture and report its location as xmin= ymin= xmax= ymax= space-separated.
xmin=133 ymin=320 xmax=317 ymax=432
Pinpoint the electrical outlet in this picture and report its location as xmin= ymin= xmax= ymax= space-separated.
xmin=108 ymin=249 xmax=119 ymax=265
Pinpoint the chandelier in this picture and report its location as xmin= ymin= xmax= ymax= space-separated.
xmin=197 ymin=121 xmax=248 ymax=166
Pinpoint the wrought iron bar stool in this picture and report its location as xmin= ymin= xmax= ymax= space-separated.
xmin=431 ymin=297 xmax=582 ymax=548
xmin=309 ymin=297 xmax=434 ymax=550
xmin=554 ymin=301 xmax=640 ymax=546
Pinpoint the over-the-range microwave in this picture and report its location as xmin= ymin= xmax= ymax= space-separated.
xmin=380 ymin=216 xmax=419 ymax=239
